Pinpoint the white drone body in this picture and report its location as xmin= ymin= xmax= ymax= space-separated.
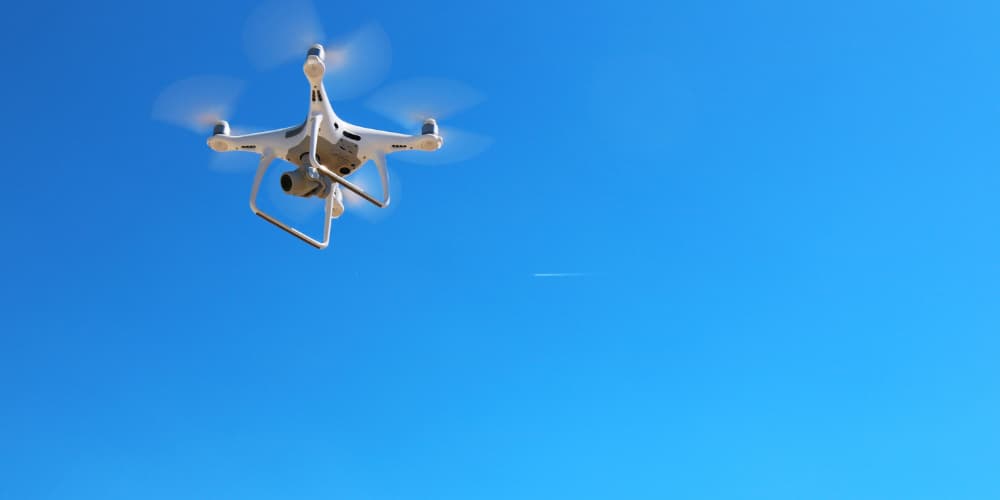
xmin=206 ymin=44 xmax=443 ymax=249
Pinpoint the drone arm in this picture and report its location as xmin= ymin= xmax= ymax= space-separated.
xmin=249 ymin=150 xmax=334 ymax=249
xmin=307 ymin=114 xmax=390 ymax=208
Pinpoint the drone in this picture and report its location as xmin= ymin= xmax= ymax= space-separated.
xmin=205 ymin=43 xmax=444 ymax=249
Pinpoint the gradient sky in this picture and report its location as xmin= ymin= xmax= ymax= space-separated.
xmin=3 ymin=1 xmax=1000 ymax=499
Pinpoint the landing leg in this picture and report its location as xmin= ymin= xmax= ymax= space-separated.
xmin=249 ymin=152 xmax=335 ymax=249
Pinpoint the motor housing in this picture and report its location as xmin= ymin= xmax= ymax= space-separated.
xmin=307 ymin=44 xmax=325 ymax=61
xmin=421 ymin=118 xmax=439 ymax=136
xmin=304 ymin=44 xmax=326 ymax=80
xmin=213 ymin=120 xmax=230 ymax=136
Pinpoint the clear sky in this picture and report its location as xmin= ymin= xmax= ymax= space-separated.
xmin=2 ymin=1 xmax=1000 ymax=499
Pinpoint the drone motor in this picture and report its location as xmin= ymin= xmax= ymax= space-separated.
xmin=213 ymin=120 xmax=231 ymax=136
xmin=303 ymin=44 xmax=326 ymax=80
xmin=421 ymin=118 xmax=439 ymax=136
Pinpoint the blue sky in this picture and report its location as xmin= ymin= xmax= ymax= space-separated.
xmin=2 ymin=1 xmax=1000 ymax=499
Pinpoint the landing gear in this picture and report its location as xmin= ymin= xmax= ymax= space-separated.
xmin=249 ymin=152 xmax=336 ymax=249
xmin=246 ymin=115 xmax=391 ymax=250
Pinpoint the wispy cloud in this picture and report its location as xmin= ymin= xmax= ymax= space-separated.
xmin=532 ymin=272 xmax=587 ymax=278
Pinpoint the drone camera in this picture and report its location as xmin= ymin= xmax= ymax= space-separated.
xmin=280 ymin=168 xmax=323 ymax=197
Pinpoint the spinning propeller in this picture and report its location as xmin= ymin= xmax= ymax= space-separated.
xmin=150 ymin=75 xmax=260 ymax=173
xmin=151 ymin=76 xmax=244 ymax=134
xmin=366 ymin=78 xmax=493 ymax=165
xmin=243 ymin=0 xmax=391 ymax=100
xmin=154 ymin=0 xmax=392 ymax=138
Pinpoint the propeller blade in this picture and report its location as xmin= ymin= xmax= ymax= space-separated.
xmin=243 ymin=0 xmax=391 ymax=99
xmin=322 ymin=22 xmax=392 ymax=101
xmin=395 ymin=127 xmax=493 ymax=165
xmin=366 ymin=77 xmax=485 ymax=127
xmin=243 ymin=0 xmax=325 ymax=71
xmin=364 ymin=78 xmax=491 ymax=164
xmin=151 ymin=76 xmax=244 ymax=133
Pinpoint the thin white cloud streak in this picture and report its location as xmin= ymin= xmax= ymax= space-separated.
xmin=532 ymin=272 xmax=587 ymax=278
